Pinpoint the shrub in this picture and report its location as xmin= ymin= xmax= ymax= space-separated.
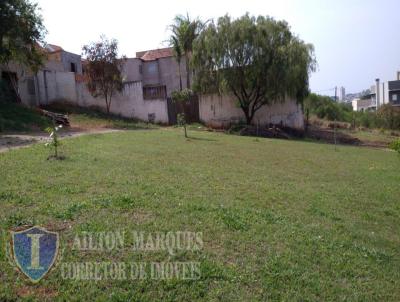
xmin=377 ymin=105 xmax=400 ymax=129
xmin=303 ymin=93 xmax=400 ymax=130
xmin=390 ymin=139 xmax=400 ymax=154
xmin=45 ymin=124 xmax=63 ymax=159
xmin=171 ymin=89 xmax=194 ymax=103
xmin=304 ymin=93 xmax=353 ymax=122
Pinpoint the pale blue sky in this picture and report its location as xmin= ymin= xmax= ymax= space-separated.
xmin=36 ymin=0 xmax=400 ymax=94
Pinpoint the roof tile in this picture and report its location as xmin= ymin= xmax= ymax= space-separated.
xmin=137 ymin=47 xmax=173 ymax=61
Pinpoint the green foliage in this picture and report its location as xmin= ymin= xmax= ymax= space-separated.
xmin=304 ymin=93 xmax=352 ymax=121
xmin=305 ymin=94 xmax=400 ymax=130
xmin=171 ymin=88 xmax=194 ymax=103
xmin=192 ymin=14 xmax=316 ymax=124
xmin=170 ymin=35 xmax=183 ymax=90
xmin=177 ymin=113 xmax=188 ymax=138
xmin=0 ymin=99 xmax=50 ymax=131
xmin=169 ymin=14 xmax=205 ymax=89
xmin=177 ymin=113 xmax=186 ymax=126
xmin=45 ymin=123 xmax=62 ymax=158
xmin=219 ymin=208 xmax=249 ymax=231
xmin=82 ymin=36 xmax=126 ymax=114
xmin=390 ymin=139 xmax=400 ymax=154
xmin=172 ymin=89 xmax=193 ymax=138
xmin=377 ymin=104 xmax=400 ymax=129
xmin=0 ymin=0 xmax=46 ymax=71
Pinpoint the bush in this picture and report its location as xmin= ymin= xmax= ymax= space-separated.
xmin=303 ymin=93 xmax=400 ymax=131
xmin=377 ymin=105 xmax=400 ymax=129
xmin=304 ymin=93 xmax=353 ymax=122
xmin=390 ymin=139 xmax=400 ymax=154
xmin=171 ymin=89 xmax=194 ymax=103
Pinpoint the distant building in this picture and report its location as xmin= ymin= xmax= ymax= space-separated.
xmin=352 ymin=96 xmax=375 ymax=112
xmin=352 ymin=72 xmax=400 ymax=111
xmin=339 ymin=86 xmax=346 ymax=102
xmin=387 ymin=72 xmax=400 ymax=105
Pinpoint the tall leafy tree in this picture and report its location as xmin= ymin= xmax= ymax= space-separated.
xmin=169 ymin=14 xmax=204 ymax=89
xmin=0 ymin=0 xmax=46 ymax=101
xmin=170 ymin=36 xmax=183 ymax=91
xmin=0 ymin=0 xmax=45 ymax=69
xmin=192 ymin=14 xmax=316 ymax=125
xmin=82 ymin=36 xmax=126 ymax=115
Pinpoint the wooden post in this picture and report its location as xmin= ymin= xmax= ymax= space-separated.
xmin=334 ymin=119 xmax=337 ymax=151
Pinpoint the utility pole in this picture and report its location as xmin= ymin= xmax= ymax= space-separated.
xmin=334 ymin=118 xmax=337 ymax=151
xmin=334 ymin=86 xmax=338 ymax=151
xmin=375 ymin=78 xmax=380 ymax=109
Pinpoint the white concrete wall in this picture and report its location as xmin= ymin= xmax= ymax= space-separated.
xmin=0 ymin=63 xmax=37 ymax=106
xmin=123 ymin=58 xmax=142 ymax=82
xmin=199 ymin=94 xmax=304 ymax=129
xmin=370 ymin=82 xmax=391 ymax=107
xmin=36 ymin=70 xmax=76 ymax=105
xmin=76 ymin=81 xmax=169 ymax=123
xmin=158 ymin=57 xmax=188 ymax=95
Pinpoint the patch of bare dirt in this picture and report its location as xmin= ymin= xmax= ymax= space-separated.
xmin=236 ymin=123 xmax=391 ymax=149
xmin=306 ymin=125 xmax=391 ymax=148
xmin=306 ymin=125 xmax=361 ymax=145
xmin=0 ymin=129 xmax=121 ymax=153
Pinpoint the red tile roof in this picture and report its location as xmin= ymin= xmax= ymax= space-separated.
xmin=137 ymin=47 xmax=173 ymax=61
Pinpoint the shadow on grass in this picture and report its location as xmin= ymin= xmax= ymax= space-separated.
xmin=186 ymin=135 xmax=217 ymax=142
xmin=107 ymin=122 xmax=159 ymax=131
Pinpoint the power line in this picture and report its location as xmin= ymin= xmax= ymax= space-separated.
xmin=313 ymin=87 xmax=336 ymax=94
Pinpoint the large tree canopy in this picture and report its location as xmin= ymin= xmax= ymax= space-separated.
xmin=82 ymin=36 xmax=126 ymax=115
xmin=192 ymin=14 xmax=316 ymax=124
xmin=0 ymin=0 xmax=46 ymax=71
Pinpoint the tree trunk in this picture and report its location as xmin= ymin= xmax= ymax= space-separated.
xmin=245 ymin=115 xmax=252 ymax=125
xmin=5 ymin=63 xmax=22 ymax=103
xmin=178 ymin=61 xmax=183 ymax=91
xmin=240 ymin=106 xmax=252 ymax=125
xmin=105 ymin=95 xmax=110 ymax=115
xmin=185 ymin=56 xmax=190 ymax=89
xmin=305 ymin=109 xmax=309 ymax=133
xmin=9 ymin=75 xmax=22 ymax=103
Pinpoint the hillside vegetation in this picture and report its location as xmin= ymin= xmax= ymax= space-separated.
xmin=0 ymin=101 xmax=50 ymax=132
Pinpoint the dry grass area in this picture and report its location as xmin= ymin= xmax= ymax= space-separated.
xmin=307 ymin=118 xmax=400 ymax=148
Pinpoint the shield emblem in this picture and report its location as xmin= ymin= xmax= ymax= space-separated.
xmin=11 ymin=226 xmax=59 ymax=282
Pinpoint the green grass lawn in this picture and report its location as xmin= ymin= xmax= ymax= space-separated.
xmin=0 ymin=129 xmax=399 ymax=301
